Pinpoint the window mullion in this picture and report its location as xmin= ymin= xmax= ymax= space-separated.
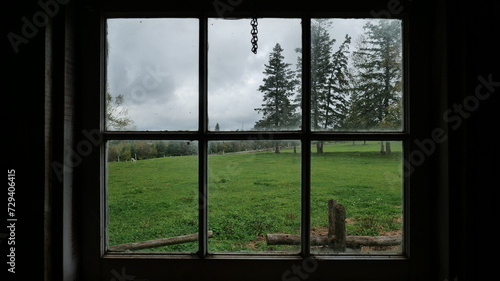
xmin=301 ymin=17 xmax=312 ymax=135
xmin=198 ymin=15 xmax=208 ymax=258
xmin=301 ymin=17 xmax=312 ymax=257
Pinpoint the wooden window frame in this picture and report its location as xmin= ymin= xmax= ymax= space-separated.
xmin=77 ymin=1 xmax=439 ymax=280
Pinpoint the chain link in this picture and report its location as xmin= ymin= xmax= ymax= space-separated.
xmin=250 ymin=17 xmax=258 ymax=54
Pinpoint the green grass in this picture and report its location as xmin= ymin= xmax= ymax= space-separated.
xmin=311 ymin=142 xmax=403 ymax=237
xmin=107 ymin=141 xmax=403 ymax=252
xmin=107 ymin=156 xmax=199 ymax=252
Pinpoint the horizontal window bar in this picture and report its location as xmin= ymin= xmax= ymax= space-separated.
xmin=103 ymin=131 xmax=409 ymax=141
xmin=100 ymin=9 xmax=409 ymax=19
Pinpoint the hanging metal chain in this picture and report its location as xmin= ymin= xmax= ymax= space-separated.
xmin=250 ymin=17 xmax=258 ymax=54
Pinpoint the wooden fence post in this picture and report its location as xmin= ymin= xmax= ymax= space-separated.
xmin=328 ymin=199 xmax=346 ymax=251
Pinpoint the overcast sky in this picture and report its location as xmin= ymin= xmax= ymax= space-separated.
xmin=106 ymin=18 xmax=367 ymax=131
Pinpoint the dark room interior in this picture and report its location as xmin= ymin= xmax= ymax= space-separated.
xmin=3 ymin=0 xmax=499 ymax=280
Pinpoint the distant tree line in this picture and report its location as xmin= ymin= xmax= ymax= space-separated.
xmin=107 ymin=140 xmax=301 ymax=162
xmin=107 ymin=140 xmax=197 ymax=162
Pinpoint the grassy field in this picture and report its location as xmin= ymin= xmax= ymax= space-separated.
xmin=107 ymin=141 xmax=403 ymax=253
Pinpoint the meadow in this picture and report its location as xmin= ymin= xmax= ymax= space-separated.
xmin=107 ymin=141 xmax=403 ymax=253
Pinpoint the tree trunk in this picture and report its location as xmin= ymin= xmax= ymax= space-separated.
xmin=316 ymin=142 xmax=324 ymax=154
xmin=380 ymin=141 xmax=386 ymax=154
xmin=275 ymin=141 xmax=280 ymax=154
xmin=386 ymin=141 xmax=392 ymax=154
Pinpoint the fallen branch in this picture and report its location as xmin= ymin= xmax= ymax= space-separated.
xmin=109 ymin=231 xmax=213 ymax=251
xmin=266 ymin=233 xmax=401 ymax=248
xmin=345 ymin=235 xmax=401 ymax=248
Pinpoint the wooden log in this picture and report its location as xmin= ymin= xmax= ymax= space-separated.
xmin=108 ymin=231 xmax=213 ymax=251
xmin=345 ymin=235 xmax=402 ymax=248
xmin=266 ymin=233 xmax=401 ymax=248
xmin=266 ymin=234 xmax=299 ymax=245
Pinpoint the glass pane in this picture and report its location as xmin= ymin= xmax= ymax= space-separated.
xmin=106 ymin=140 xmax=198 ymax=252
xmin=310 ymin=19 xmax=403 ymax=131
xmin=106 ymin=19 xmax=199 ymax=131
xmin=310 ymin=141 xmax=403 ymax=254
xmin=208 ymin=140 xmax=301 ymax=253
xmin=208 ymin=18 xmax=302 ymax=131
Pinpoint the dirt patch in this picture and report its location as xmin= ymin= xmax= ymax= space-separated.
xmin=311 ymin=226 xmax=329 ymax=236
xmin=246 ymin=236 xmax=266 ymax=250
xmin=345 ymin=217 xmax=357 ymax=224
xmin=360 ymin=226 xmax=402 ymax=253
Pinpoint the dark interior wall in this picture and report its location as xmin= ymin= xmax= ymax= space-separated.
xmin=3 ymin=0 xmax=498 ymax=280
xmin=447 ymin=0 xmax=499 ymax=280
xmin=3 ymin=1 xmax=47 ymax=280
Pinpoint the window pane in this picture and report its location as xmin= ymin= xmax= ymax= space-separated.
xmin=310 ymin=141 xmax=403 ymax=254
xmin=208 ymin=140 xmax=301 ymax=253
xmin=208 ymin=18 xmax=302 ymax=131
xmin=106 ymin=19 xmax=199 ymax=131
xmin=310 ymin=19 xmax=403 ymax=132
xmin=106 ymin=140 xmax=198 ymax=252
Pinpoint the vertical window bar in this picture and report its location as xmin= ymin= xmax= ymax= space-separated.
xmin=301 ymin=17 xmax=312 ymax=257
xmin=402 ymin=138 xmax=410 ymax=257
xmin=402 ymin=19 xmax=410 ymax=135
xmin=402 ymin=19 xmax=409 ymax=257
xmin=301 ymin=17 xmax=312 ymax=135
xmin=198 ymin=139 xmax=208 ymax=257
xmin=198 ymin=16 xmax=209 ymax=258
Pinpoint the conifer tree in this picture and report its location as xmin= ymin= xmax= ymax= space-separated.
xmin=254 ymin=43 xmax=299 ymax=152
xmin=310 ymin=20 xmax=336 ymax=131
xmin=254 ymin=43 xmax=299 ymax=130
xmin=350 ymin=19 xmax=402 ymax=153
xmin=296 ymin=20 xmax=352 ymax=152
xmin=322 ymin=34 xmax=352 ymax=130
xmin=351 ymin=20 xmax=402 ymax=130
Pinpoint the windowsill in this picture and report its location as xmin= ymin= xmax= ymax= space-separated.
xmin=103 ymin=252 xmax=408 ymax=260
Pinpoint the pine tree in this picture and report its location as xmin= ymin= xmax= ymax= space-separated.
xmin=296 ymin=21 xmax=352 ymax=152
xmin=351 ymin=20 xmax=402 ymax=130
xmin=254 ymin=43 xmax=299 ymax=130
xmin=310 ymin=20 xmax=336 ymax=131
xmin=350 ymin=19 xmax=402 ymax=153
xmin=322 ymin=34 xmax=352 ymax=130
xmin=254 ymin=43 xmax=299 ymax=153
xmin=345 ymin=34 xmax=374 ymax=130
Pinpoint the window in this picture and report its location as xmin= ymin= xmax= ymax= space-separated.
xmin=105 ymin=16 xmax=404 ymax=256
xmin=79 ymin=2 xmax=435 ymax=280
